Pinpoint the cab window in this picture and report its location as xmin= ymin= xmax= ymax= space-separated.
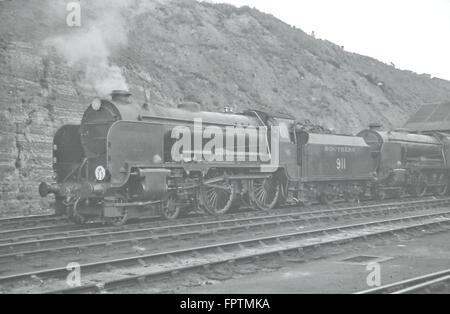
xmin=275 ymin=118 xmax=296 ymax=143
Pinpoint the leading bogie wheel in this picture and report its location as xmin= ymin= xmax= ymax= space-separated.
xmin=68 ymin=198 xmax=86 ymax=225
xmin=104 ymin=195 xmax=128 ymax=226
xmin=161 ymin=194 xmax=182 ymax=220
xmin=54 ymin=197 xmax=67 ymax=216
xmin=105 ymin=210 xmax=128 ymax=226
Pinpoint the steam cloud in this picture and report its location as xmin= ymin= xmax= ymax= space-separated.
xmin=45 ymin=1 xmax=134 ymax=96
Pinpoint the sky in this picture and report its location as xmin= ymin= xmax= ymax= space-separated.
xmin=204 ymin=0 xmax=450 ymax=81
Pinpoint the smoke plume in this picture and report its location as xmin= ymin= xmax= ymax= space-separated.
xmin=45 ymin=0 xmax=134 ymax=96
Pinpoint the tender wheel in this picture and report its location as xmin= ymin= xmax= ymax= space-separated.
xmin=249 ymin=176 xmax=280 ymax=211
xmin=413 ymin=173 xmax=428 ymax=197
xmin=344 ymin=192 xmax=358 ymax=203
xmin=200 ymin=179 xmax=236 ymax=215
xmin=297 ymin=185 xmax=314 ymax=206
xmin=397 ymin=187 xmax=407 ymax=198
xmin=344 ymin=184 xmax=362 ymax=203
xmin=161 ymin=194 xmax=181 ymax=220
xmin=318 ymin=184 xmax=338 ymax=204
xmin=435 ymin=174 xmax=448 ymax=196
xmin=377 ymin=190 xmax=388 ymax=201
xmin=319 ymin=193 xmax=337 ymax=204
xmin=299 ymin=197 xmax=314 ymax=207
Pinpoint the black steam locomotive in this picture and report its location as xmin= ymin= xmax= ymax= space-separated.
xmin=38 ymin=91 xmax=450 ymax=225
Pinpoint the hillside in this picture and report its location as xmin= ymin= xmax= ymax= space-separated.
xmin=1 ymin=0 xmax=450 ymax=216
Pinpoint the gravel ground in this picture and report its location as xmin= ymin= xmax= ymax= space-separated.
xmin=175 ymin=229 xmax=450 ymax=294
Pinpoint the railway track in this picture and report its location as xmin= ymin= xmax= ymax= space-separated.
xmin=0 ymin=198 xmax=447 ymax=263
xmin=1 ymin=209 xmax=449 ymax=293
xmin=1 ymin=196 xmax=445 ymax=242
xmin=0 ymin=196 xmax=441 ymax=235
xmin=0 ymin=214 xmax=164 ymax=242
xmin=0 ymin=200 xmax=359 ymax=237
xmin=0 ymin=214 xmax=69 ymax=230
xmin=356 ymin=269 xmax=450 ymax=294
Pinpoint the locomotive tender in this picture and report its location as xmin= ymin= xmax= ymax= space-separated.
xmin=38 ymin=91 xmax=450 ymax=225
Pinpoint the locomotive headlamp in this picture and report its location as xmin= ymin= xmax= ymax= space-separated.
xmin=95 ymin=165 xmax=106 ymax=181
xmin=91 ymin=98 xmax=101 ymax=111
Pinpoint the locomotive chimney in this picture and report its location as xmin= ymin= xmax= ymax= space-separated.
xmin=111 ymin=90 xmax=132 ymax=103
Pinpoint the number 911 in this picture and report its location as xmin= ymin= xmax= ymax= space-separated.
xmin=336 ymin=157 xmax=347 ymax=170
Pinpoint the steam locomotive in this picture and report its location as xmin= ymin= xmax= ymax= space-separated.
xmin=38 ymin=90 xmax=450 ymax=225
xmin=358 ymin=128 xmax=450 ymax=198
